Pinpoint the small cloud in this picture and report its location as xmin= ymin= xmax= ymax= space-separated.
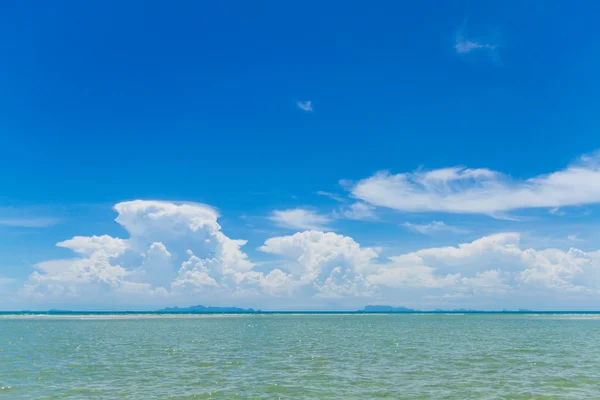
xmin=340 ymin=203 xmax=377 ymax=221
xmin=454 ymin=21 xmax=497 ymax=55
xmin=0 ymin=217 xmax=59 ymax=228
xmin=402 ymin=221 xmax=468 ymax=235
xmin=549 ymin=207 xmax=566 ymax=216
xmin=268 ymin=208 xmax=331 ymax=230
xmin=488 ymin=213 xmax=531 ymax=222
xmin=426 ymin=292 xmax=472 ymax=300
xmin=338 ymin=179 xmax=354 ymax=189
xmin=297 ymin=101 xmax=313 ymax=112
xmin=0 ymin=276 xmax=16 ymax=285
xmin=455 ymin=40 xmax=496 ymax=54
xmin=316 ymin=191 xmax=346 ymax=203
xmin=567 ymin=233 xmax=583 ymax=242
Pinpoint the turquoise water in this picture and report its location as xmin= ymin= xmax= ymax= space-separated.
xmin=2 ymin=314 xmax=600 ymax=399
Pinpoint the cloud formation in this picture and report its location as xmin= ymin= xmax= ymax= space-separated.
xmin=23 ymin=201 xmax=291 ymax=306
xmin=269 ymin=208 xmax=332 ymax=230
xmin=259 ymin=230 xmax=379 ymax=298
xmin=350 ymin=153 xmax=600 ymax=215
xmin=13 ymin=199 xmax=600 ymax=309
xmin=339 ymin=202 xmax=377 ymax=221
xmin=297 ymin=100 xmax=313 ymax=112
xmin=368 ymin=232 xmax=600 ymax=301
xmin=402 ymin=221 xmax=467 ymax=234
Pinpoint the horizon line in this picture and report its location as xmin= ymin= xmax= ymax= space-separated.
xmin=3 ymin=310 xmax=600 ymax=314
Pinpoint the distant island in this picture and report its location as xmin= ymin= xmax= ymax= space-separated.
xmin=0 ymin=305 xmax=551 ymax=315
xmin=359 ymin=305 xmax=534 ymax=313
xmin=361 ymin=305 xmax=417 ymax=313
xmin=156 ymin=305 xmax=256 ymax=313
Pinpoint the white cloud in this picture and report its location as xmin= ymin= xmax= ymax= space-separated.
xmin=0 ymin=277 xmax=16 ymax=285
xmin=316 ymin=191 xmax=346 ymax=203
xmin=368 ymin=257 xmax=460 ymax=289
xmin=259 ymin=230 xmax=379 ymax=297
xmin=0 ymin=217 xmax=59 ymax=228
xmin=461 ymin=270 xmax=510 ymax=293
xmin=13 ymin=199 xmax=600 ymax=309
xmin=454 ymin=21 xmax=497 ymax=54
xmin=22 ymin=200 xmax=289 ymax=306
xmin=517 ymin=247 xmax=598 ymax=292
xmin=455 ymin=40 xmax=496 ymax=54
xmin=413 ymin=232 xmax=522 ymax=263
xmin=268 ymin=208 xmax=332 ymax=230
xmin=58 ymin=235 xmax=128 ymax=258
xmin=363 ymin=232 xmax=600 ymax=299
xmin=340 ymin=202 xmax=377 ymax=221
xmin=350 ymin=153 xmax=600 ymax=215
xmin=297 ymin=100 xmax=313 ymax=112
xmin=402 ymin=221 xmax=467 ymax=234
xmin=171 ymin=253 xmax=220 ymax=290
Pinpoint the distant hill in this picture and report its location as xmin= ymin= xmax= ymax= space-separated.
xmin=156 ymin=305 xmax=256 ymax=313
xmin=361 ymin=305 xmax=539 ymax=313
xmin=361 ymin=305 xmax=417 ymax=313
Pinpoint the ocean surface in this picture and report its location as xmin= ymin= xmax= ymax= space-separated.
xmin=2 ymin=313 xmax=600 ymax=399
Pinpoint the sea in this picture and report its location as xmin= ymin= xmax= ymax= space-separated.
xmin=2 ymin=313 xmax=600 ymax=399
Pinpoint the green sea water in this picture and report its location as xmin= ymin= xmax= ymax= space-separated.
xmin=2 ymin=314 xmax=600 ymax=399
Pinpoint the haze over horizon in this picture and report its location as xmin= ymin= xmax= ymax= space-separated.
xmin=3 ymin=1 xmax=600 ymax=311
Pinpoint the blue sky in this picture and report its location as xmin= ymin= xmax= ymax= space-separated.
xmin=3 ymin=1 xmax=600 ymax=310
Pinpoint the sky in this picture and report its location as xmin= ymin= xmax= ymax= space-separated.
xmin=3 ymin=1 xmax=600 ymax=310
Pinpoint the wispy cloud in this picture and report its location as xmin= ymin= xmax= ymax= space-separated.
xmin=455 ymin=39 xmax=496 ymax=54
xmin=0 ymin=217 xmax=59 ymax=228
xmin=454 ymin=21 xmax=497 ymax=55
xmin=0 ymin=276 xmax=16 ymax=285
xmin=316 ymin=191 xmax=346 ymax=203
xmin=297 ymin=101 xmax=313 ymax=112
xmin=350 ymin=151 xmax=600 ymax=216
xmin=402 ymin=221 xmax=467 ymax=234
xmin=340 ymin=202 xmax=377 ymax=221
xmin=268 ymin=208 xmax=331 ymax=230
xmin=488 ymin=213 xmax=531 ymax=222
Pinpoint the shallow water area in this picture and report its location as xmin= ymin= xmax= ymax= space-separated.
xmin=1 ymin=314 xmax=599 ymax=399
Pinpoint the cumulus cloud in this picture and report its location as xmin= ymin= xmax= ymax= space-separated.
xmin=15 ymin=199 xmax=600 ymax=309
xmin=259 ymin=230 xmax=379 ymax=298
xmin=368 ymin=256 xmax=460 ymax=289
xmin=58 ymin=235 xmax=128 ymax=258
xmin=362 ymin=232 xmax=600 ymax=301
xmin=297 ymin=100 xmax=313 ymax=112
xmin=22 ymin=200 xmax=290 ymax=306
xmin=402 ymin=221 xmax=467 ymax=234
xmin=461 ymin=270 xmax=510 ymax=294
xmin=350 ymin=153 xmax=600 ymax=215
xmin=268 ymin=208 xmax=332 ymax=230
